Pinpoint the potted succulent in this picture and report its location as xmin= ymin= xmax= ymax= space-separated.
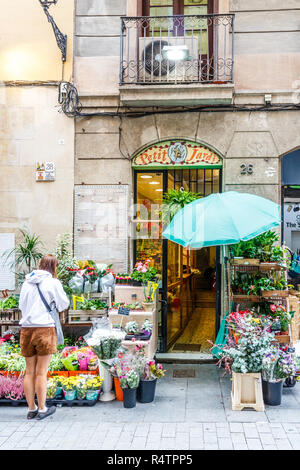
xmin=119 ymin=368 xmax=140 ymax=408
xmin=262 ymin=347 xmax=296 ymax=405
xmin=124 ymin=321 xmax=139 ymax=336
xmin=137 ymin=360 xmax=165 ymax=404
xmin=141 ymin=319 xmax=153 ymax=338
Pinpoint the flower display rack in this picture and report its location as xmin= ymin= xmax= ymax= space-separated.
xmin=0 ymin=398 xmax=98 ymax=407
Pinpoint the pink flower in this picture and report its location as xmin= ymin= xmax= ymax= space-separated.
xmin=141 ymin=266 xmax=147 ymax=273
xmin=270 ymin=304 xmax=277 ymax=313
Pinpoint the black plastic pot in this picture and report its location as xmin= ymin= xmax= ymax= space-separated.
xmin=132 ymin=281 xmax=142 ymax=286
xmin=137 ymin=379 xmax=157 ymax=403
xmin=122 ymin=387 xmax=137 ymax=408
xmin=262 ymin=379 xmax=283 ymax=406
xmin=284 ymin=376 xmax=297 ymax=388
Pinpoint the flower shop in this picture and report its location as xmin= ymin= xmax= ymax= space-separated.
xmin=213 ymin=230 xmax=300 ymax=410
xmin=0 ymin=233 xmax=165 ymax=409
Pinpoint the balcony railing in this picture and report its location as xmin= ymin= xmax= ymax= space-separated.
xmin=120 ymin=14 xmax=234 ymax=85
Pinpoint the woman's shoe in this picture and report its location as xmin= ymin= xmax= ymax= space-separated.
xmin=36 ymin=406 xmax=56 ymax=420
xmin=27 ymin=409 xmax=39 ymax=420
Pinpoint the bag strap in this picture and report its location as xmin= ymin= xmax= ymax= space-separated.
xmin=36 ymin=284 xmax=51 ymax=313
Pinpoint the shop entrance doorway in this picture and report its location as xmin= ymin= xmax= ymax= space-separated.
xmin=134 ymin=166 xmax=222 ymax=353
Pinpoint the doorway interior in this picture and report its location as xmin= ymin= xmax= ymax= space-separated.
xmin=134 ymin=167 xmax=222 ymax=353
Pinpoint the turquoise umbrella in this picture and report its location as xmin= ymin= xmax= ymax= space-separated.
xmin=162 ymin=191 xmax=280 ymax=248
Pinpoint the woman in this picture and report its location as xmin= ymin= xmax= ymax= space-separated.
xmin=19 ymin=254 xmax=70 ymax=420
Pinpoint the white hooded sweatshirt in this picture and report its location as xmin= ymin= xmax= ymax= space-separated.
xmin=19 ymin=270 xmax=70 ymax=327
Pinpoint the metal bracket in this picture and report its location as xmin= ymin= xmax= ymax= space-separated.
xmin=39 ymin=0 xmax=67 ymax=62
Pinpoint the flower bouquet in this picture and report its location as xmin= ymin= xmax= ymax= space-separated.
xmin=85 ymin=376 xmax=103 ymax=401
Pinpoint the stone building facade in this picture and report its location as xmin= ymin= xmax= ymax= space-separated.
xmin=72 ymin=0 xmax=300 ymax=352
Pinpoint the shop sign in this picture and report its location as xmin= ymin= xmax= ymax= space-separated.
xmin=118 ymin=306 xmax=130 ymax=316
xmin=36 ymin=162 xmax=55 ymax=181
xmin=132 ymin=140 xmax=222 ymax=168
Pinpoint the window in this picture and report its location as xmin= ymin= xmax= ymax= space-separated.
xmin=140 ymin=0 xmax=216 ymax=55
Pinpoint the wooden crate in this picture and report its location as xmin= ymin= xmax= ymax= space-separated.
xmin=232 ymin=294 xmax=261 ymax=303
xmin=231 ymin=258 xmax=260 ymax=266
xmin=274 ymin=334 xmax=290 ymax=344
xmin=231 ymin=371 xmax=265 ymax=412
xmin=0 ymin=309 xmax=21 ymax=323
xmin=68 ymin=309 xmax=107 ymax=324
xmin=114 ymin=285 xmax=145 ymax=304
xmin=261 ymin=290 xmax=289 ymax=299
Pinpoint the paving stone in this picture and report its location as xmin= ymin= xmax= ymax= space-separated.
xmin=243 ymin=425 xmax=259 ymax=439
xmin=189 ymin=438 xmax=204 ymax=450
xmin=131 ymin=437 xmax=147 ymax=450
xmin=204 ymin=432 xmax=218 ymax=444
xmin=260 ymin=434 xmax=276 ymax=445
xmin=204 ymin=443 xmax=219 ymax=450
xmin=162 ymin=424 xmax=176 ymax=438
xmin=246 ymin=438 xmax=263 ymax=450
xmin=288 ymin=435 xmax=300 ymax=450
xmin=229 ymin=423 xmax=244 ymax=433
xmin=233 ymin=442 xmax=248 ymax=450
xmin=256 ymin=422 xmax=272 ymax=434
xmin=218 ymin=438 xmax=233 ymax=450
xmin=282 ymin=424 xmax=299 ymax=434
xmin=217 ymin=427 xmax=231 ymax=438
xmin=275 ymin=438 xmax=293 ymax=450
xmin=159 ymin=437 xmax=176 ymax=450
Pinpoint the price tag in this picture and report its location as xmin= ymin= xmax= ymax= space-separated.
xmin=118 ymin=306 xmax=130 ymax=316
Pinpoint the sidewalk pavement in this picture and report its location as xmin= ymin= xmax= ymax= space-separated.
xmin=0 ymin=364 xmax=300 ymax=450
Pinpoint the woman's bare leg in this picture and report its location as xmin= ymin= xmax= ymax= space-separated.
xmin=35 ymin=355 xmax=52 ymax=410
xmin=24 ymin=356 xmax=37 ymax=410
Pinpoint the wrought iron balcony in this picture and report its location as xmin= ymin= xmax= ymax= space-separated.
xmin=120 ymin=14 xmax=234 ymax=86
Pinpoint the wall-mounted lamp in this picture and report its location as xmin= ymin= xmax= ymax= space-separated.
xmin=39 ymin=0 xmax=67 ymax=62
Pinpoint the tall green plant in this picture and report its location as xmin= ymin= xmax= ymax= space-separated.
xmin=3 ymin=229 xmax=44 ymax=282
xmin=162 ymin=188 xmax=200 ymax=222
xmin=55 ymin=233 xmax=78 ymax=285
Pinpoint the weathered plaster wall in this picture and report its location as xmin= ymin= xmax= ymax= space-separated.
xmin=0 ymin=0 xmax=74 ymax=82
xmin=0 ymin=86 xmax=74 ymax=251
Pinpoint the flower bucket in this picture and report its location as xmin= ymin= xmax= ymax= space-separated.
xmin=63 ymin=389 xmax=77 ymax=401
xmin=56 ymin=387 xmax=63 ymax=398
xmin=86 ymin=389 xmax=99 ymax=401
xmin=122 ymin=387 xmax=137 ymax=408
xmin=262 ymin=379 xmax=283 ymax=406
xmin=98 ymin=361 xmax=115 ymax=402
xmin=137 ymin=378 xmax=157 ymax=403
xmin=114 ymin=377 xmax=123 ymax=401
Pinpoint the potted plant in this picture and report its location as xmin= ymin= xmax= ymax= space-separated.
xmin=124 ymin=321 xmax=139 ymax=336
xmin=76 ymin=378 xmax=87 ymax=401
xmin=142 ymin=284 xmax=155 ymax=312
xmin=62 ymin=376 xmax=79 ymax=401
xmin=119 ymin=368 xmax=140 ymax=408
xmin=216 ymin=314 xmax=274 ymax=411
xmin=131 ymin=260 xmax=157 ymax=286
xmin=262 ymin=347 xmax=296 ymax=405
xmin=46 ymin=378 xmax=57 ymax=401
xmin=137 ymin=360 xmax=165 ymax=404
xmin=141 ymin=319 xmax=153 ymax=338
xmin=85 ymin=377 xmax=103 ymax=401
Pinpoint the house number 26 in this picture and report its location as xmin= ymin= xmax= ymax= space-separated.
xmin=240 ymin=163 xmax=253 ymax=175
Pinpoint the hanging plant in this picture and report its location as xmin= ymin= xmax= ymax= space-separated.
xmin=162 ymin=188 xmax=200 ymax=222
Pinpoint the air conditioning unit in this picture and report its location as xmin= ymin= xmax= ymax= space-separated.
xmin=138 ymin=36 xmax=199 ymax=83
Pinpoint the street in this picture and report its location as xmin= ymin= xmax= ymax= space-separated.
xmin=0 ymin=364 xmax=300 ymax=450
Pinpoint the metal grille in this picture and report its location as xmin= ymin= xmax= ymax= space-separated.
xmin=120 ymin=14 xmax=234 ymax=84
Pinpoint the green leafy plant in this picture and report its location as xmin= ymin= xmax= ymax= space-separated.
xmin=124 ymin=321 xmax=139 ymax=335
xmin=55 ymin=233 xmax=78 ymax=285
xmin=77 ymin=299 xmax=107 ymax=311
xmin=0 ymin=295 xmax=19 ymax=310
xmin=3 ymin=229 xmax=44 ymax=283
xmin=162 ymin=188 xmax=200 ymax=222
xmin=230 ymin=230 xmax=279 ymax=261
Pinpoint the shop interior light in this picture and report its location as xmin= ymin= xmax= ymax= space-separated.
xmin=140 ymin=175 xmax=153 ymax=179
xmin=149 ymin=181 xmax=160 ymax=185
xmin=162 ymin=45 xmax=189 ymax=61
xmin=155 ymin=189 xmax=163 ymax=192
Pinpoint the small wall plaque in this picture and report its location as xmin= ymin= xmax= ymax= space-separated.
xmin=118 ymin=306 xmax=130 ymax=316
xmin=36 ymin=162 xmax=55 ymax=181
